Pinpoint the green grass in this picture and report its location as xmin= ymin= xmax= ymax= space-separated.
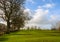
xmin=0 ymin=30 xmax=60 ymax=42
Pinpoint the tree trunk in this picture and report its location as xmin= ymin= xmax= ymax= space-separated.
xmin=6 ymin=19 xmax=10 ymax=34
xmin=17 ymin=26 xmax=20 ymax=31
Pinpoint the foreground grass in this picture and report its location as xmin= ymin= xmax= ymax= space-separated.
xmin=0 ymin=30 xmax=60 ymax=42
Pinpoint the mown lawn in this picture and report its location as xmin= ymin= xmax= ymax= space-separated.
xmin=0 ymin=30 xmax=60 ymax=42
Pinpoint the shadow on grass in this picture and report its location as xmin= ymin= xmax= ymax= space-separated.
xmin=46 ymin=33 xmax=60 ymax=36
xmin=26 ymin=39 xmax=60 ymax=42
xmin=0 ymin=37 xmax=8 ymax=42
xmin=11 ymin=34 xmax=32 ymax=35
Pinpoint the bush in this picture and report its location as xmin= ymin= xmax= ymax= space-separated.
xmin=0 ymin=23 xmax=7 ymax=35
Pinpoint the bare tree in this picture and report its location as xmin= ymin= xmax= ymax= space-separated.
xmin=0 ymin=0 xmax=25 ymax=33
xmin=11 ymin=9 xmax=27 ymax=31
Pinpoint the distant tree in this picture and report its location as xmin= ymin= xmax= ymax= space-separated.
xmin=56 ymin=21 xmax=60 ymax=30
xmin=51 ymin=24 xmax=56 ymax=30
xmin=51 ymin=21 xmax=60 ymax=30
xmin=51 ymin=28 xmax=56 ymax=30
xmin=0 ymin=0 xmax=25 ymax=33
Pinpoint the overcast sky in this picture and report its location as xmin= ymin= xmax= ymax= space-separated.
xmin=24 ymin=0 xmax=60 ymax=29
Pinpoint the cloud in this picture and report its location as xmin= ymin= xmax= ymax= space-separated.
xmin=26 ymin=0 xmax=35 ymax=4
xmin=38 ymin=3 xmax=55 ymax=9
xmin=42 ymin=0 xmax=54 ymax=4
xmin=42 ymin=0 xmax=46 ymax=2
xmin=25 ymin=7 xmax=50 ymax=28
xmin=26 ymin=3 xmax=55 ymax=26
xmin=29 ymin=8 xmax=49 ymax=24
xmin=42 ymin=3 xmax=55 ymax=8
xmin=23 ymin=8 xmax=33 ymax=17
xmin=50 ymin=15 xmax=57 ymax=21
xmin=49 ymin=15 xmax=60 ymax=22
xmin=24 ymin=3 xmax=55 ymax=29
xmin=24 ymin=8 xmax=31 ymax=15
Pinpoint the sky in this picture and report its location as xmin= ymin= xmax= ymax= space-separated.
xmin=0 ymin=0 xmax=60 ymax=29
xmin=24 ymin=0 xmax=60 ymax=29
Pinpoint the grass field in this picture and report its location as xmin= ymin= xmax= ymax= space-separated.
xmin=0 ymin=30 xmax=60 ymax=42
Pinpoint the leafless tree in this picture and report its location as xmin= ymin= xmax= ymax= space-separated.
xmin=0 ymin=0 xmax=25 ymax=33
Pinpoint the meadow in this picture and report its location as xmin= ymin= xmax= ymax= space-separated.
xmin=0 ymin=30 xmax=60 ymax=42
